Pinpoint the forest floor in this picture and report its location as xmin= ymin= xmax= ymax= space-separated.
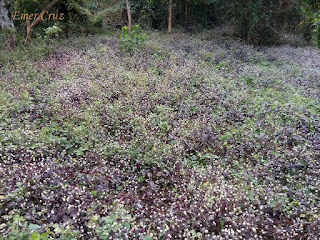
xmin=0 ymin=31 xmax=319 ymax=239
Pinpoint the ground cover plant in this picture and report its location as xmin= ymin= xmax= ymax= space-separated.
xmin=0 ymin=30 xmax=319 ymax=239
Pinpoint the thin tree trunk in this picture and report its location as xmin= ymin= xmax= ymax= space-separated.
xmin=168 ymin=0 xmax=172 ymax=34
xmin=25 ymin=19 xmax=31 ymax=43
xmin=185 ymin=0 xmax=188 ymax=22
xmin=25 ymin=0 xmax=61 ymax=43
xmin=126 ymin=0 xmax=132 ymax=32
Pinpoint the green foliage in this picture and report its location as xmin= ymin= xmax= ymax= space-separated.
xmin=94 ymin=204 xmax=134 ymax=239
xmin=93 ymin=4 xmax=124 ymax=29
xmin=51 ymin=224 xmax=79 ymax=240
xmin=0 ymin=34 xmax=56 ymax=65
xmin=39 ymin=122 xmax=94 ymax=157
xmin=13 ymin=0 xmax=46 ymax=13
xmin=301 ymin=0 xmax=320 ymax=47
xmin=45 ymin=24 xmax=62 ymax=38
xmin=129 ymin=0 xmax=167 ymax=29
xmin=1 ymin=30 xmax=320 ymax=239
xmin=0 ymin=214 xmax=79 ymax=239
xmin=152 ymin=105 xmax=173 ymax=133
xmin=0 ymin=215 xmax=51 ymax=240
xmin=87 ymin=1 xmax=99 ymax=12
xmin=119 ymin=25 xmax=148 ymax=52
xmin=127 ymin=0 xmax=310 ymax=45
xmin=232 ymin=0 xmax=282 ymax=45
xmin=5 ymin=0 xmax=319 ymax=46
xmin=7 ymin=0 xmax=96 ymax=38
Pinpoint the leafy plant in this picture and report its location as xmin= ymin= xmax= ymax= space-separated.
xmin=119 ymin=25 xmax=148 ymax=52
xmin=45 ymin=24 xmax=62 ymax=39
xmin=0 ymin=215 xmax=51 ymax=240
xmin=95 ymin=204 xmax=134 ymax=239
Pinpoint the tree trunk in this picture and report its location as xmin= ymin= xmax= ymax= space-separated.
xmin=26 ymin=19 xmax=31 ymax=43
xmin=185 ymin=0 xmax=188 ymax=22
xmin=126 ymin=0 xmax=132 ymax=32
xmin=25 ymin=0 xmax=61 ymax=43
xmin=168 ymin=0 xmax=172 ymax=34
xmin=0 ymin=0 xmax=16 ymax=50
xmin=0 ymin=0 xmax=13 ymax=29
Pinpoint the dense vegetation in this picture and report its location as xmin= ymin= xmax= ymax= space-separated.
xmin=0 ymin=0 xmax=319 ymax=239
xmin=1 ymin=29 xmax=319 ymax=240
xmin=0 ymin=0 xmax=320 ymax=48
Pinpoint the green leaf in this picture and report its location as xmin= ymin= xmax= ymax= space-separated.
xmin=40 ymin=232 xmax=51 ymax=240
xmin=220 ymin=218 xmax=225 ymax=229
xmin=91 ymin=190 xmax=98 ymax=197
xmin=142 ymin=236 xmax=153 ymax=240
xmin=29 ymin=223 xmax=40 ymax=232
xmin=31 ymin=232 xmax=41 ymax=240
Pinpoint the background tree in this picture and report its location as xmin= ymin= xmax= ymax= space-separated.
xmin=168 ymin=0 xmax=172 ymax=33
xmin=0 ymin=0 xmax=13 ymax=30
xmin=1 ymin=0 xmax=319 ymax=48
xmin=126 ymin=0 xmax=132 ymax=31
xmin=25 ymin=0 xmax=61 ymax=43
xmin=0 ymin=0 xmax=16 ymax=50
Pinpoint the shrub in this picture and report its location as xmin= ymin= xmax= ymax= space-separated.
xmin=301 ymin=0 xmax=320 ymax=47
xmin=119 ymin=25 xmax=148 ymax=52
xmin=45 ymin=24 xmax=62 ymax=39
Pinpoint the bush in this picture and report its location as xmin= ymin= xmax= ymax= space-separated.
xmin=301 ymin=0 xmax=320 ymax=47
xmin=119 ymin=25 xmax=148 ymax=52
xmin=45 ymin=24 xmax=62 ymax=39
